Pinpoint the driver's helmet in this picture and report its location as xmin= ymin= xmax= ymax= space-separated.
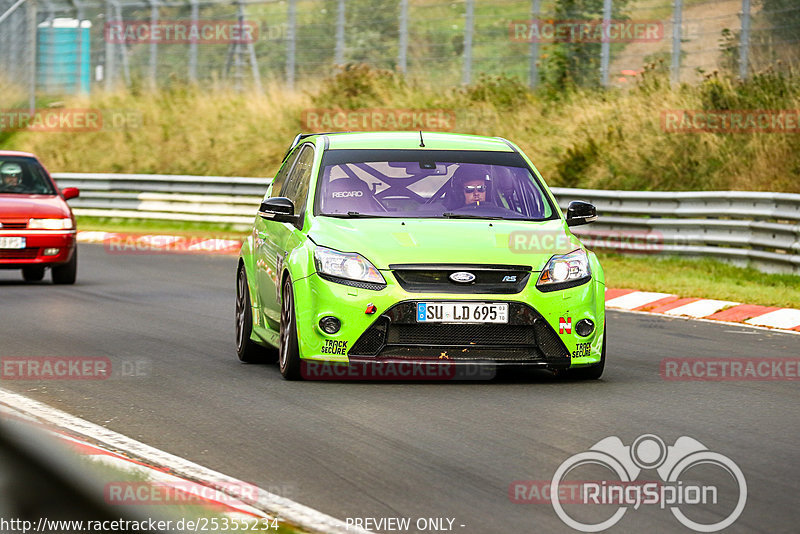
xmin=0 ymin=162 xmax=23 ymax=187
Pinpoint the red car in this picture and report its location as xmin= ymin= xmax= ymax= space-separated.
xmin=0 ymin=151 xmax=79 ymax=284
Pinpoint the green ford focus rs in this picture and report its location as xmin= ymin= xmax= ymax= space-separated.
xmin=236 ymin=131 xmax=605 ymax=380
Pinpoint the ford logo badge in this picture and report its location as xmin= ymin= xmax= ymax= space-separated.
xmin=449 ymin=271 xmax=476 ymax=283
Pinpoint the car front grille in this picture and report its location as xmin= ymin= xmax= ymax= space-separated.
xmin=349 ymin=301 xmax=570 ymax=365
xmin=0 ymin=221 xmax=28 ymax=229
xmin=389 ymin=263 xmax=531 ymax=294
xmin=0 ymin=248 xmax=38 ymax=259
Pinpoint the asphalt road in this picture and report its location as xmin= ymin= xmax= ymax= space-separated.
xmin=1 ymin=244 xmax=799 ymax=533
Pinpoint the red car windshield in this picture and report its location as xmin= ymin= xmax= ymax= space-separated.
xmin=0 ymin=157 xmax=56 ymax=195
xmin=317 ymin=159 xmax=556 ymax=221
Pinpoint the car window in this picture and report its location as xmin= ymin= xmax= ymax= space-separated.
xmin=0 ymin=157 xmax=56 ymax=195
xmin=281 ymin=144 xmax=314 ymax=210
xmin=316 ymin=153 xmax=554 ymax=221
xmin=270 ymin=147 xmax=303 ymax=198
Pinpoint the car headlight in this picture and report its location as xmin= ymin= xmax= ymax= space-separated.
xmin=314 ymin=246 xmax=385 ymax=286
xmin=536 ymin=248 xmax=591 ymax=292
xmin=28 ymin=218 xmax=73 ymax=230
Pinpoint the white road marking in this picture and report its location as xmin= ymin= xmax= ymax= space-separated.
xmin=605 ymin=291 xmax=674 ymax=310
xmin=745 ymin=308 xmax=800 ymax=329
xmin=664 ymin=299 xmax=739 ymax=318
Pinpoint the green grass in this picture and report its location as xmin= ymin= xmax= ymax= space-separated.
xmin=76 ymin=216 xmax=249 ymax=238
xmin=598 ymin=252 xmax=800 ymax=309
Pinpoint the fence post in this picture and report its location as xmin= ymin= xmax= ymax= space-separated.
xmin=671 ymin=0 xmax=682 ymax=84
xmin=148 ymin=0 xmax=158 ymax=90
xmin=286 ymin=0 xmax=295 ymax=88
xmin=529 ymin=0 xmax=540 ymax=89
xmin=334 ymin=0 xmax=344 ymax=65
xmin=104 ymin=0 xmax=113 ymax=89
xmin=28 ymin=0 xmax=36 ymax=110
xmin=398 ymin=0 xmax=408 ymax=75
xmin=739 ymin=0 xmax=751 ymax=80
xmin=188 ymin=0 xmax=198 ymax=83
xmin=462 ymin=0 xmax=473 ymax=85
xmin=600 ymin=0 xmax=612 ymax=86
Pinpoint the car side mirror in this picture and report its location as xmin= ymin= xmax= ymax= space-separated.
xmin=259 ymin=197 xmax=296 ymax=223
xmin=61 ymin=187 xmax=79 ymax=201
xmin=566 ymin=201 xmax=597 ymax=226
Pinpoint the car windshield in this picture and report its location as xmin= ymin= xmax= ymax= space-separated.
xmin=0 ymin=157 xmax=56 ymax=195
xmin=316 ymin=149 xmax=556 ymax=221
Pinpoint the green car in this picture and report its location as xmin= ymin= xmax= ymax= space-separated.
xmin=236 ymin=131 xmax=605 ymax=380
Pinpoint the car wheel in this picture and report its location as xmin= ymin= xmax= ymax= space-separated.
xmin=570 ymin=331 xmax=606 ymax=380
xmin=22 ymin=266 xmax=45 ymax=282
xmin=279 ymin=277 xmax=302 ymax=380
xmin=51 ymin=249 xmax=77 ymax=285
xmin=236 ymin=265 xmax=277 ymax=363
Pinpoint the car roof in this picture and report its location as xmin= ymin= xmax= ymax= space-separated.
xmin=308 ymin=131 xmax=515 ymax=152
xmin=0 ymin=150 xmax=37 ymax=158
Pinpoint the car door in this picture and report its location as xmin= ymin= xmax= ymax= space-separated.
xmin=255 ymin=144 xmax=315 ymax=326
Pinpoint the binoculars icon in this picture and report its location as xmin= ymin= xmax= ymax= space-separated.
xmin=550 ymin=434 xmax=747 ymax=532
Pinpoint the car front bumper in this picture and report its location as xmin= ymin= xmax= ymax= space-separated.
xmin=0 ymin=230 xmax=76 ymax=268
xmin=291 ymin=270 xmax=605 ymax=370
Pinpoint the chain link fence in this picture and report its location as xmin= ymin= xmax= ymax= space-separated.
xmin=1 ymin=0 xmax=799 ymax=102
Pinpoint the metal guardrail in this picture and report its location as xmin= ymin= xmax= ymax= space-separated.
xmin=53 ymin=174 xmax=800 ymax=274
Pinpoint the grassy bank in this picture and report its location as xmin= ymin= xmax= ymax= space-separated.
xmin=3 ymin=65 xmax=800 ymax=192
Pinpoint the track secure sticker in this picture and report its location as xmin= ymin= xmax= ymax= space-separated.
xmin=321 ymin=339 xmax=348 ymax=355
xmin=573 ymin=343 xmax=591 ymax=358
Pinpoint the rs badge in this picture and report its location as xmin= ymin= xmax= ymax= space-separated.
xmin=559 ymin=317 xmax=572 ymax=334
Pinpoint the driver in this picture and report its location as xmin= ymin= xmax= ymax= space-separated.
xmin=447 ymin=165 xmax=493 ymax=209
xmin=0 ymin=162 xmax=24 ymax=192
xmin=462 ymin=177 xmax=489 ymax=206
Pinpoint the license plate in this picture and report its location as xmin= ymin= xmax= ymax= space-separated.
xmin=0 ymin=237 xmax=24 ymax=249
xmin=417 ymin=302 xmax=508 ymax=324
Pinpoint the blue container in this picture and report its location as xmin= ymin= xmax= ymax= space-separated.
xmin=37 ymin=18 xmax=91 ymax=94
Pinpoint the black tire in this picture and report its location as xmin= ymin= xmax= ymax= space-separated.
xmin=22 ymin=265 xmax=45 ymax=282
xmin=278 ymin=277 xmax=302 ymax=380
xmin=570 ymin=331 xmax=606 ymax=380
xmin=236 ymin=265 xmax=277 ymax=363
xmin=51 ymin=249 xmax=77 ymax=285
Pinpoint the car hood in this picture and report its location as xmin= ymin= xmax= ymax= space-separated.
xmin=0 ymin=195 xmax=70 ymax=219
xmin=307 ymin=217 xmax=582 ymax=271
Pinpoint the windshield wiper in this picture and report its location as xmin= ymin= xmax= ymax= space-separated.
xmin=441 ymin=212 xmax=504 ymax=220
xmin=324 ymin=211 xmax=385 ymax=218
